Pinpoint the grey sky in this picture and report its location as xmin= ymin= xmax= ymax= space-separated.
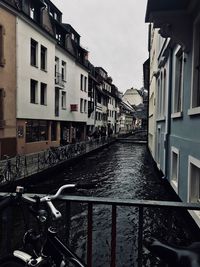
xmin=52 ymin=0 xmax=148 ymax=92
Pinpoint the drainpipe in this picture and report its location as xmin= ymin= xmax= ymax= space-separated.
xmin=164 ymin=48 xmax=173 ymax=179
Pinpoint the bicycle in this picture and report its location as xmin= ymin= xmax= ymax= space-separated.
xmin=144 ymin=237 xmax=200 ymax=267
xmin=0 ymin=184 xmax=87 ymax=266
xmin=0 ymin=155 xmax=16 ymax=183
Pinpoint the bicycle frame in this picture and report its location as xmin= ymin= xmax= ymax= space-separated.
xmin=43 ymin=227 xmax=86 ymax=267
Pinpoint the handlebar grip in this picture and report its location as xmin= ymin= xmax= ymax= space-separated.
xmin=0 ymin=195 xmax=14 ymax=211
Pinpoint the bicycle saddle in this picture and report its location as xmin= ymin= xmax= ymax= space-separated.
xmin=144 ymin=238 xmax=200 ymax=267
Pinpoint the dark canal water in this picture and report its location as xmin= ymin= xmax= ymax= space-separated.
xmin=23 ymin=142 xmax=200 ymax=267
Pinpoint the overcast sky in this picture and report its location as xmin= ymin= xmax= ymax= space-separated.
xmin=52 ymin=0 xmax=148 ymax=92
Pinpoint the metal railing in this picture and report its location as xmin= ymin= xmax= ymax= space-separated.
xmin=0 ymin=136 xmax=116 ymax=185
xmin=0 ymin=193 xmax=199 ymax=266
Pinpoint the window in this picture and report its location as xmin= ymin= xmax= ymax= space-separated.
xmin=30 ymin=79 xmax=38 ymax=104
xmin=51 ymin=121 xmax=57 ymax=141
xmin=40 ymin=83 xmax=47 ymax=105
xmin=171 ymin=147 xmax=179 ymax=193
xmin=162 ymin=70 xmax=166 ymax=116
xmin=61 ymin=91 xmax=66 ymax=109
xmin=0 ymin=25 xmax=5 ymax=67
xmin=173 ymin=48 xmax=183 ymax=114
xmin=30 ymin=6 xmax=35 ymax=19
xmin=84 ymin=77 xmax=87 ymax=92
xmin=156 ymin=127 xmax=161 ymax=165
xmin=157 ymin=76 xmax=162 ymax=117
xmin=55 ymin=57 xmax=59 ymax=76
xmin=41 ymin=45 xmax=47 ymax=71
xmin=31 ymin=39 xmax=38 ymax=66
xmin=188 ymin=156 xmax=200 ymax=203
xmin=26 ymin=120 xmax=48 ymax=142
xmin=191 ymin=20 xmax=200 ymax=109
xmin=84 ymin=100 xmax=87 ymax=113
xmin=61 ymin=61 xmax=66 ymax=81
xmin=0 ymin=89 xmax=4 ymax=124
xmin=80 ymin=74 xmax=83 ymax=91
xmin=80 ymin=98 xmax=83 ymax=112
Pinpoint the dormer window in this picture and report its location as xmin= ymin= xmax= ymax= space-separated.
xmin=30 ymin=6 xmax=35 ymax=19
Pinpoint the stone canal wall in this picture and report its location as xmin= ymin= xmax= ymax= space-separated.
xmin=0 ymin=136 xmax=116 ymax=185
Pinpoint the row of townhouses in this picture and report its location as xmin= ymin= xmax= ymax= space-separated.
xmin=0 ymin=0 xmax=139 ymax=159
xmin=145 ymin=0 xmax=200 ymax=226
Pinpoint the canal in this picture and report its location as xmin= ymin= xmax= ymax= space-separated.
xmin=25 ymin=142 xmax=200 ymax=266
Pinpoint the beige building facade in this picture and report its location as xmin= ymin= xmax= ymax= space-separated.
xmin=0 ymin=6 xmax=17 ymax=159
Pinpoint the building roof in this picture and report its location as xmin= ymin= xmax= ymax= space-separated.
xmin=145 ymin=0 xmax=190 ymax=22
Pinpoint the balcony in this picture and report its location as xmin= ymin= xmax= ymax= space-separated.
xmin=55 ymin=72 xmax=64 ymax=88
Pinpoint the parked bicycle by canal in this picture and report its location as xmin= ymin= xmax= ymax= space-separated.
xmin=0 ymin=184 xmax=87 ymax=266
xmin=0 ymin=155 xmax=24 ymax=184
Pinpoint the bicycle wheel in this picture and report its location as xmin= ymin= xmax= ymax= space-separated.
xmin=0 ymin=256 xmax=25 ymax=266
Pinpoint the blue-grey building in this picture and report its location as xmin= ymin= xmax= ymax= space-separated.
xmin=146 ymin=0 xmax=200 ymax=226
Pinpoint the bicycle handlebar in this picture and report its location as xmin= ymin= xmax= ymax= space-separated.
xmin=0 ymin=184 xmax=83 ymax=220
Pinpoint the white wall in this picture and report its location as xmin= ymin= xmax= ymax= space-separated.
xmin=55 ymin=47 xmax=88 ymax=122
xmin=16 ymin=18 xmax=55 ymax=120
xmin=16 ymin=17 xmax=88 ymax=123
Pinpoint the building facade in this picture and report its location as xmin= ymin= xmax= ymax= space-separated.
xmin=0 ymin=0 xmax=122 ymax=158
xmin=146 ymin=0 xmax=200 ymax=226
xmin=0 ymin=3 xmax=17 ymax=157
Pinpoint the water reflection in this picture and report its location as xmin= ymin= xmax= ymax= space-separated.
xmin=27 ymin=143 xmax=199 ymax=266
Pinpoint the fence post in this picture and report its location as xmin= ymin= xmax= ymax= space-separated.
xmin=87 ymin=203 xmax=93 ymax=267
xmin=110 ymin=205 xmax=117 ymax=267
xmin=138 ymin=206 xmax=144 ymax=267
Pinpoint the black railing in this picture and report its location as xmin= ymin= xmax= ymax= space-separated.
xmin=0 ymin=193 xmax=199 ymax=266
xmin=0 ymin=137 xmax=116 ymax=185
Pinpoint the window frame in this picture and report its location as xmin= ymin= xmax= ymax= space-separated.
xmin=188 ymin=155 xmax=200 ymax=203
xmin=170 ymin=146 xmax=180 ymax=193
xmin=30 ymin=38 xmax=38 ymax=67
xmin=80 ymin=74 xmax=83 ymax=91
xmin=61 ymin=61 xmax=66 ymax=81
xmin=40 ymin=45 xmax=47 ymax=71
xmin=30 ymin=79 xmax=38 ymax=104
xmin=80 ymin=98 xmax=83 ymax=113
xmin=188 ymin=15 xmax=200 ymax=116
xmin=61 ymin=91 xmax=66 ymax=109
xmin=171 ymin=46 xmax=184 ymax=118
xmin=40 ymin=82 xmax=47 ymax=105
xmin=0 ymin=25 xmax=5 ymax=67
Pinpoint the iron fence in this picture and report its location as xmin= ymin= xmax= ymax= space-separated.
xmin=0 ymin=136 xmax=115 ymax=185
xmin=0 ymin=193 xmax=199 ymax=266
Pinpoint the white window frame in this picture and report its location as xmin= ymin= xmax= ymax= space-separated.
xmin=61 ymin=91 xmax=66 ymax=109
xmin=188 ymin=155 xmax=200 ymax=202
xmin=40 ymin=45 xmax=47 ymax=71
xmin=188 ymin=155 xmax=200 ymax=225
xmin=170 ymin=146 xmax=179 ymax=194
xmin=171 ymin=46 xmax=183 ymax=118
xmin=84 ymin=99 xmax=87 ymax=113
xmin=61 ymin=61 xmax=66 ymax=81
xmin=80 ymin=98 xmax=83 ymax=113
xmin=30 ymin=79 xmax=38 ymax=104
xmin=156 ymin=126 xmax=161 ymax=167
xmin=40 ymin=82 xmax=47 ymax=105
xmin=188 ymin=15 xmax=200 ymax=116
